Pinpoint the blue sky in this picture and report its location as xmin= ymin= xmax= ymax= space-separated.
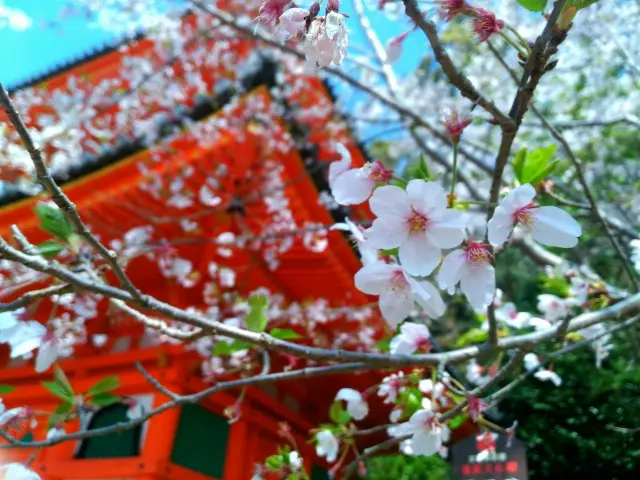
xmin=0 ymin=0 xmax=423 ymax=89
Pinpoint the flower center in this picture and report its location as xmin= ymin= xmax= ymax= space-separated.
xmin=415 ymin=337 xmax=432 ymax=352
xmin=513 ymin=202 xmax=536 ymax=227
xmin=406 ymin=208 xmax=429 ymax=232
xmin=464 ymin=241 xmax=492 ymax=265
xmin=390 ymin=269 xmax=409 ymax=290
xmin=367 ymin=160 xmax=393 ymax=183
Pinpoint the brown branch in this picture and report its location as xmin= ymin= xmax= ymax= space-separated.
xmin=0 ymin=284 xmax=74 ymax=313
xmin=401 ymin=0 xmax=513 ymax=128
xmin=0 ymin=82 xmax=145 ymax=303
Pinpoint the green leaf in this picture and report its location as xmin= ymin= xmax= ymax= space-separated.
xmin=88 ymin=375 xmax=120 ymax=396
xmin=90 ymin=392 xmax=121 ymax=406
xmin=375 ymin=337 xmax=391 ymax=352
xmin=42 ymin=381 xmax=74 ymax=401
xmin=54 ymin=365 xmax=74 ymax=397
xmin=516 ymin=0 xmax=547 ymax=12
xmin=455 ymin=327 xmax=489 ymax=346
xmin=37 ymin=240 xmax=65 ymax=258
xmin=0 ymin=384 xmax=15 ymax=394
xmin=400 ymin=389 xmax=423 ymax=419
xmin=329 ymin=400 xmax=351 ymax=424
xmin=212 ymin=339 xmax=251 ymax=355
xmin=269 ymin=328 xmax=302 ymax=340
xmin=265 ymin=454 xmax=284 ymax=469
xmin=405 ymin=153 xmax=431 ymax=181
xmin=246 ymin=293 xmax=268 ymax=332
xmin=48 ymin=401 xmax=74 ymax=428
xmin=512 ymin=146 xmax=527 ymax=184
xmin=379 ymin=247 xmax=399 ymax=256
xmin=521 ymin=144 xmax=557 ymax=185
xmin=449 ymin=413 xmax=469 ymax=430
xmin=34 ymin=203 xmax=74 ymax=241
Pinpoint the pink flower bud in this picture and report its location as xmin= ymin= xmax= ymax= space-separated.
xmin=326 ymin=0 xmax=340 ymax=14
xmin=442 ymin=110 xmax=472 ymax=144
xmin=440 ymin=0 xmax=470 ymax=22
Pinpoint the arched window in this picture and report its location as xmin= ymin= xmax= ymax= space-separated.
xmin=75 ymin=403 xmax=142 ymax=459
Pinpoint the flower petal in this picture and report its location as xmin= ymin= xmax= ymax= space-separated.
xmin=365 ymin=216 xmax=408 ymax=249
xmin=428 ymin=210 xmax=467 ymax=249
xmin=487 ymin=206 xmax=513 ymax=247
xmin=460 ymin=263 xmax=496 ymax=310
xmin=331 ymin=168 xmax=375 ymax=205
xmin=35 ymin=341 xmax=59 ymax=373
xmin=354 ymin=262 xmax=394 ymax=295
xmin=328 ymin=144 xmax=351 ymax=188
xmin=437 ymin=249 xmax=467 ymax=294
xmin=413 ymin=280 xmax=446 ymax=318
xmin=379 ymin=286 xmax=414 ymax=327
xmin=502 ymin=183 xmax=536 ymax=210
xmin=530 ymin=206 xmax=581 ymax=248
xmin=399 ymin=235 xmax=441 ymax=276
xmin=406 ymin=180 xmax=447 ymax=217
xmin=369 ymin=185 xmax=411 ymax=218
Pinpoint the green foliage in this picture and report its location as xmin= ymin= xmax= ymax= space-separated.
xmin=43 ymin=366 xmax=74 ymax=401
xmin=567 ymin=0 xmax=601 ymax=10
xmin=36 ymin=240 xmax=65 ymax=257
xmin=212 ymin=339 xmax=251 ymax=355
xmin=246 ymin=293 xmax=268 ymax=332
xmin=269 ymin=328 xmax=302 ymax=340
xmin=511 ymin=144 xmax=559 ymax=186
xmin=87 ymin=375 xmax=120 ymax=396
xmin=34 ymin=202 xmax=75 ymax=242
xmin=365 ymin=454 xmax=450 ymax=480
xmin=90 ymin=392 xmax=121 ymax=406
xmin=329 ymin=400 xmax=351 ymax=424
xmin=455 ymin=327 xmax=488 ymax=346
xmin=499 ymin=345 xmax=640 ymax=479
xmin=516 ymin=0 xmax=547 ymax=12
xmin=0 ymin=384 xmax=15 ymax=394
xmin=405 ymin=153 xmax=431 ymax=181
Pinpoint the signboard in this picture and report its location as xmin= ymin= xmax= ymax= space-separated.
xmin=450 ymin=433 xmax=529 ymax=480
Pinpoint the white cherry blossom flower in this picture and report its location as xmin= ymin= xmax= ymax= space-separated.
xmin=288 ymin=451 xmax=303 ymax=471
xmin=46 ymin=425 xmax=65 ymax=440
xmin=328 ymin=143 xmax=352 ymax=189
xmin=537 ymin=294 xmax=569 ymax=321
xmin=278 ymin=8 xmax=309 ymax=40
xmin=523 ymin=353 xmax=541 ymax=372
xmin=354 ymin=262 xmax=445 ymax=326
xmin=304 ymin=11 xmax=348 ymax=69
xmin=388 ymin=408 xmax=450 ymax=456
xmin=335 ymin=388 xmax=369 ymax=421
xmin=438 ymin=241 xmax=495 ymax=310
xmin=1 ymin=463 xmax=41 ymax=480
xmin=418 ymin=379 xmax=448 ymax=409
xmin=534 ymin=369 xmax=562 ymax=386
xmin=331 ymin=217 xmax=378 ymax=265
xmin=569 ymin=276 xmax=589 ymax=304
xmin=365 ymin=180 xmax=467 ymax=276
xmin=389 ymin=323 xmax=432 ymax=355
xmin=487 ymin=184 xmax=581 ymax=248
xmin=377 ymin=372 xmax=405 ymax=403
xmin=316 ymin=430 xmax=339 ymax=463
xmin=331 ymin=160 xmax=393 ymax=206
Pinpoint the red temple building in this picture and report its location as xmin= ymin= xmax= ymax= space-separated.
xmin=0 ymin=6 xmax=474 ymax=479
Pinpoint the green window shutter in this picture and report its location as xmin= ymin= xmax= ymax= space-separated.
xmin=76 ymin=404 xmax=142 ymax=458
xmin=311 ymin=465 xmax=331 ymax=480
xmin=170 ymin=404 xmax=229 ymax=478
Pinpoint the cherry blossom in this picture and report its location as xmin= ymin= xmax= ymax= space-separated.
xmin=0 ymin=463 xmax=40 ymax=480
xmin=524 ymin=354 xmax=562 ymax=386
xmin=288 ymin=451 xmax=303 ymax=471
xmin=487 ymin=184 xmax=582 ymax=249
xmin=537 ymin=294 xmax=569 ymax=322
xmin=365 ymin=180 xmax=467 ymax=276
xmin=278 ymin=7 xmax=309 ymax=41
xmin=335 ymin=388 xmax=369 ymax=420
xmin=440 ymin=0 xmax=469 ymax=22
xmin=388 ymin=408 xmax=450 ymax=456
xmin=385 ymin=32 xmax=409 ymax=64
xmin=437 ymin=241 xmax=495 ymax=310
xmin=389 ymin=322 xmax=432 ymax=355
xmin=257 ymin=0 xmax=291 ymax=26
xmin=418 ymin=379 xmax=448 ymax=409
xmin=327 ymin=143 xmax=352 ymax=190
xmin=330 ymin=217 xmax=378 ymax=265
xmin=377 ymin=372 xmax=405 ymax=403
xmin=331 ymin=160 xmax=393 ymax=206
xmin=534 ymin=369 xmax=562 ymax=387
xmin=315 ymin=430 xmax=339 ymax=463
xmin=354 ymin=261 xmax=445 ymax=326
xmin=472 ymin=8 xmax=504 ymax=43
xmin=303 ymin=11 xmax=348 ymax=69
xmin=441 ymin=109 xmax=472 ymax=144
